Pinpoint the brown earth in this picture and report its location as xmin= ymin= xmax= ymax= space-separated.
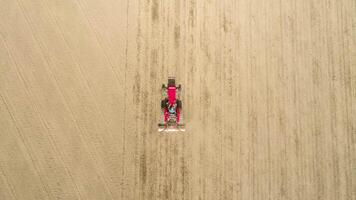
xmin=0 ymin=0 xmax=355 ymax=199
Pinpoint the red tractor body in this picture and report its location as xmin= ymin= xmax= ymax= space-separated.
xmin=158 ymin=78 xmax=185 ymax=132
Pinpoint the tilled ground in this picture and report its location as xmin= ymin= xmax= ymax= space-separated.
xmin=0 ymin=0 xmax=355 ymax=199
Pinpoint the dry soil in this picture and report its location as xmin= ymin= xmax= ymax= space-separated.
xmin=0 ymin=0 xmax=355 ymax=199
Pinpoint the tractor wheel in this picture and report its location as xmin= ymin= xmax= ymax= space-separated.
xmin=161 ymin=98 xmax=168 ymax=109
xmin=177 ymin=100 xmax=182 ymax=109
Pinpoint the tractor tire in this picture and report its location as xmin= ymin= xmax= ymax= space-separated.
xmin=177 ymin=99 xmax=182 ymax=109
xmin=161 ymin=98 xmax=168 ymax=109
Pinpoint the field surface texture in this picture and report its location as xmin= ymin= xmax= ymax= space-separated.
xmin=0 ymin=0 xmax=355 ymax=199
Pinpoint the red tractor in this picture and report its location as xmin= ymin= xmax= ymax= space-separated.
xmin=158 ymin=78 xmax=185 ymax=132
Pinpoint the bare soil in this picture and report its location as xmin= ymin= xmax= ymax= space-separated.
xmin=0 ymin=0 xmax=355 ymax=199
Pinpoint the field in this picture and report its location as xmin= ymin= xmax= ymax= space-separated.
xmin=0 ymin=0 xmax=355 ymax=199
